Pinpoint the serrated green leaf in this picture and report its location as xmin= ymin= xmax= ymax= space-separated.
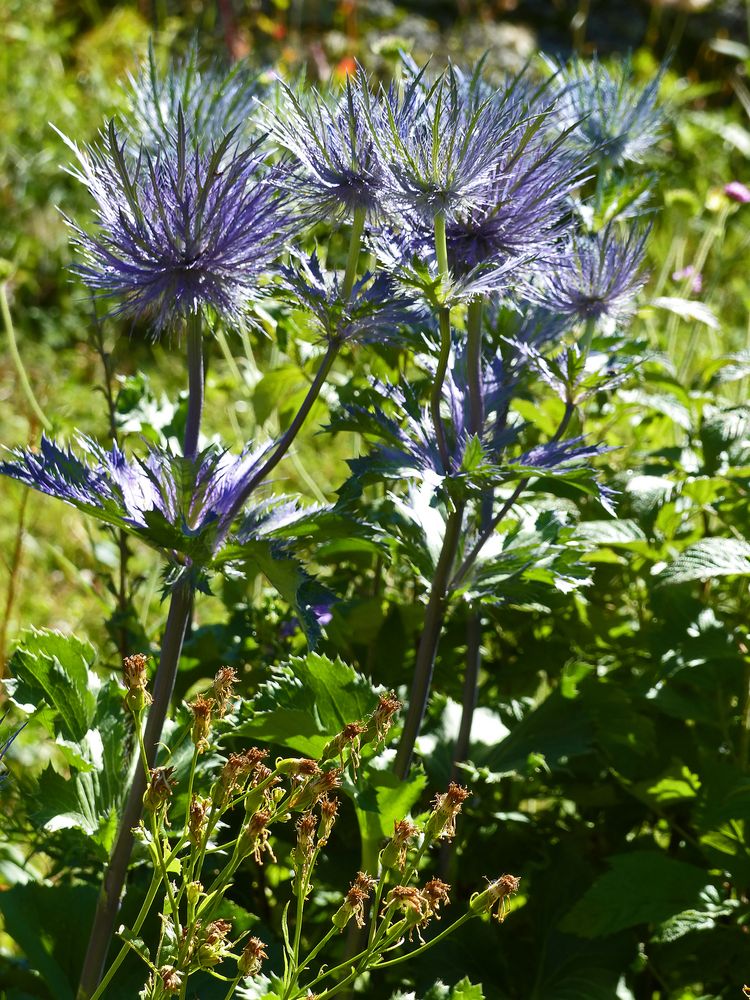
xmin=656 ymin=538 xmax=750 ymax=585
xmin=559 ymin=852 xmax=710 ymax=938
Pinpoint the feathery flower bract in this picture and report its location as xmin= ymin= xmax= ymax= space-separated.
xmin=125 ymin=40 xmax=262 ymax=152
xmin=60 ymin=112 xmax=288 ymax=335
xmin=0 ymin=436 xmax=271 ymax=564
xmin=267 ymin=73 xmax=383 ymax=221
xmin=548 ymin=55 xmax=665 ymax=165
xmin=525 ymin=226 xmax=648 ymax=325
xmin=281 ymin=252 xmax=419 ymax=345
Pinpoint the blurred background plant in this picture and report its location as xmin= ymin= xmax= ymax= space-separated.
xmin=2 ymin=2 xmax=750 ymax=999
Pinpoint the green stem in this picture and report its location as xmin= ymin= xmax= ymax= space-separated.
xmin=0 ymin=282 xmax=51 ymax=432
xmin=343 ymin=206 xmax=367 ymax=298
xmin=431 ymin=212 xmax=452 ymax=468
xmin=184 ymin=312 xmax=204 ymax=459
xmin=150 ymin=813 xmax=181 ymax=933
xmin=395 ymin=504 xmax=465 ymax=779
xmin=466 ymin=298 xmax=484 ymax=435
xmin=221 ymin=975 xmax=243 ymax=1000
xmin=373 ymin=912 xmax=473 ymax=970
xmin=182 ymin=745 xmax=199 ymax=841
xmin=87 ymin=872 xmax=161 ymax=1000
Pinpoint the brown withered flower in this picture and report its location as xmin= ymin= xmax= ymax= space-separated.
xmin=238 ymin=935 xmax=268 ymax=977
xmin=318 ymin=795 xmax=339 ymax=845
xmin=240 ymin=809 xmax=276 ymax=864
xmin=158 ymin=965 xmax=182 ymax=994
xmin=197 ymin=919 xmax=233 ymax=968
xmin=289 ymin=766 xmax=342 ymax=811
xmin=122 ymin=653 xmax=151 ymax=712
xmin=322 ymin=721 xmax=368 ymax=776
xmin=425 ymin=782 xmax=470 ymax=842
xmin=189 ymin=695 xmax=214 ymax=753
xmin=470 ymin=873 xmax=521 ymax=922
xmin=188 ymin=795 xmax=211 ymax=846
xmin=212 ymin=666 xmax=238 ymax=717
xmin=381 ymin=818 xmax=420 ymax=871
xmin=365 ymin=691 xmax=402 ymax=747
xmin=294 ymin=812 xmax=318 ymax=870
xmin=333 ymin=871 xmax=377 ymax=929
xmin=143 ymin=766 xmax=176 ymax=813
xmin=423 ymin=877 xmax=451 ymax=917
xmin=277 ymin=757 xmax=320 ymax=778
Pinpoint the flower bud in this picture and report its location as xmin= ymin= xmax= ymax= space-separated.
xmin=122 ymin=653 xmax=151 ymax=713
xmin=189 ymin=695 xmax=214 ymax=753
xmin=293 ymin=812 xmax=317 ymax=872
xmin=277 ymin=757 xmax=320 ymax=778
xmin=288 ymin=767 xmax=342 ymax=811
xmin=239 ymin=810 xmax=276 ymax=864
xmin=321 ymin=722 xmax=367 ymax=776
xmin=197 ymin=919 xmax=233 ymax=968
xmin=470 ymin=873 xmax=521 ymax=922
xmin=186 ymin=880 xmax=203 ymax=908
xmin=143 ymin=766 xmax=176 ymax=814
xmin=362 ymin=692 xmax=401 ymax=747
xmin=725 ymin=181 xmax=750 ymax=205
xmin=333 ymin=871 xmax=377 ymax=929
xmin=238 ymin=935 xmax=268 ymax=977
xmin=188 ymin=795 xmax=211 ymax=846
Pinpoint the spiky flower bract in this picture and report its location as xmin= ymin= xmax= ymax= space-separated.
xmin=60 ymin=111 xmax=288 ymax=335
xmin=526 ymin=226 xmax=648 ymax=325
xmin=0 ymin=436 xmax=271 ymax=563
xmin=267 ymin=72 xmax=382 ymax=221
xmin=281 ymin=251 xmax=419 ymax=346
xmin=548 ymin=55 xmax=665 ymax=165
xmin=125 ymin=40 xmax=262 ymax=153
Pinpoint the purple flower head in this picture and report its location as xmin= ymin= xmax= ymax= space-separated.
xmin=526 ymin=226 xmax=648 ymax=326
xmin=267 ymin=71 xmax=383 ymax=221
xmin=725 ymin=181 xmax=750 ymax=204
xmin=548 ymin=55 xmax=665 ymax=166
xmin=281 ymin=251 xmax=420 ymax=346
xmin=60 ymin=112 xmax=289 ymax=336
xmin=0 ymin=436 xmax=271 ymax=565
xmin=125 ymin=40 xmax=262 ymax=153
xmin=363 ymin=61 xmax=556 ymax=225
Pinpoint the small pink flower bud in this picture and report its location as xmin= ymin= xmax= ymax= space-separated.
xmin=725 ymin=181 xmax=750 ymax=204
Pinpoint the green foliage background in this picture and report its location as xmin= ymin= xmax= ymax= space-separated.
xmin=2 ymin=1 xmax=750 ymax=998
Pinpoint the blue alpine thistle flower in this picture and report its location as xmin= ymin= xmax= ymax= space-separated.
xmin=548 ymin=55 xmax=665 ymax=166
xmin=0 ymin=436 xmax=271 ymax=565
xmin=281 ymin=251 xmax=420 ymax=346
xmin=525 ymin=226 xmax=648 ymax=326
xmin=266 ymin=71 xmax=383 ymax=221
xmin=125 ymin=40 xmax=262 ymax=153
xmin=59 ymin=110 xmax=289 ymax=335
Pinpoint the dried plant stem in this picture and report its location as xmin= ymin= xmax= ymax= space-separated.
xmin=395 ymin=504 xmax=465 ymax=779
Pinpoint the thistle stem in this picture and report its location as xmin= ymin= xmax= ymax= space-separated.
xmin=466 ymin=298 xmax=484 ymax=436
xmin=395 ymin=503 xmax=465 ymax=779
xmin=0 ymin=282 xmax=51 ymax=432
xmin=431 ymin=212 xmax=452 ymax=469
xmin=451 ymin=611 xmax=482 ymax=779
xmin=225 ymin=342 xmax=338 ymax=522
xmin=343 ymin=206 xmax=366 ymax=299
xmin=183 ymin=312 xmax=204 ymax=459
xmin=77 ymin=580 xmax=193 ymax=1000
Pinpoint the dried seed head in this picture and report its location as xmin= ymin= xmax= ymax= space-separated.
xmin=158 ymin=965 xmax=182 ymax=994
xmin=426 ymin=782 xmax=470 ymax=842
xmin=289 ymin=766 xmax=342 ymax=811
xmin=294 ymin=811 xmax=318 ymax=869
xmin=470 ymin=873 xmax=521 ymax=922
xmin=364 ymin=691 xmax=401 ymax=746
xmin=318 ymin=795 xmax=339 ymax=845
xmin=238 ymin=935 xmax=268 ymax=977
xmin=143 ymin=766 xmax=176 ymax=813
xmin=381 ymin=818 xmax=420 ymax=871
xmin=423 ymin=877 xmax=451 ymax=917
xmin=212 ymin=666 xmax=238 ymax=717
xmin=278 ymin=757 xmax=320 ymax=778
xmin=333 ymin=871 xmax=377 ymax=929
xmin=189 ymin=695 xmax=214 ymax=753
xmin=122 ymin=653 xmax=151 ymax=711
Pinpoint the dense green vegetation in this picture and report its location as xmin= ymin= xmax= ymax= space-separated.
xmin=2 ymin=2 xmax=750 ymax=999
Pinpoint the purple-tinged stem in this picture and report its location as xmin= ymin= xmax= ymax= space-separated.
xmin=451 ymin=611 xmax=481 ymax=780
xmin=183 ymin=313 xmax=204 ymax=459
xmin=77 ymin=580 xmax=192 ymax=999
xmin=394 ymin=503 xmax=465 ymax=779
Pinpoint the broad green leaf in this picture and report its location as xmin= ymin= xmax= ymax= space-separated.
xmin=352 ymin=762 xmax=426 ymax=871
xmin=9 ymin=628 xmax=98 ymax=742
xmin=234 ymin=653 xmax=380 ymax=756
xmin=559 ymin=852 xmax=710 ymax=938
xmin=656 ymin=538 xmax=750 ymax=585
